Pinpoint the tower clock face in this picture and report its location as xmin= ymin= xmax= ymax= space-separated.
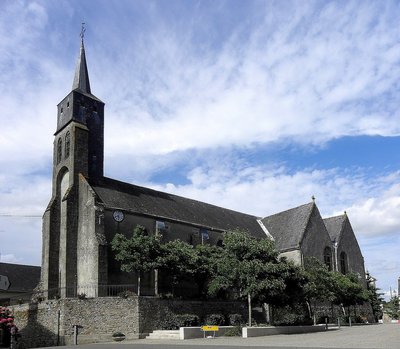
xmin=113 ymin=210 xmax=124 ymax=222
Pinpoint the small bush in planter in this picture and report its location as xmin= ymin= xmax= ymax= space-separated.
xmin=204 ymin=313 xmax=225 ymax=326
xmin=228 ymin=313 xmax=244 ymax=326
xmin=177 ymin=314 xmax=199 ymax=327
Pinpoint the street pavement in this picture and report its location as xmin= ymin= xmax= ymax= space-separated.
xmin=41 ymin=323 xmax=400 ymax=349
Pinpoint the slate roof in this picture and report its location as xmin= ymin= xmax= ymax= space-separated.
xmin=324 ymin=214 xmax=346 ymax=243
xmin=261 ymin=202 xmax=314 ymax=251
xmin=72 ymin=39 xmax=91 ymax=94
xmin=90 ymin=177 xmax=266 ymax=238
xmin=0 ymin=263 xmax=40 ymax=293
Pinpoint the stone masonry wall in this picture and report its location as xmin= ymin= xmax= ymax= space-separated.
xmin=12 ymin=297 xmax=139 ymax=348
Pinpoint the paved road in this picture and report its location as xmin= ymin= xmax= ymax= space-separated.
xmin=41 ymin=324 xmax=400 ymax=349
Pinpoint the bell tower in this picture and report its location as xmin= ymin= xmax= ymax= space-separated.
xmin=41 ymin=28 xmax=105 ymax=298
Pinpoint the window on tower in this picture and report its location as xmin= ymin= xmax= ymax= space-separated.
xmin=57 ymin=138 xmax=62 ymax=164
xmin=65 ymin=132 xmax=70 ymax=159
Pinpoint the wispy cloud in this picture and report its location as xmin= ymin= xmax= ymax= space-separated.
xmin=0 ymin=0 xmax=399 ymax=294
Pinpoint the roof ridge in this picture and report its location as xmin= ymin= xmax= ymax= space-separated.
xmin=262 ymin=201 xmax=314 ymax=220
xmin=323 ymin=213 xmax=346 ymax=221
xmin=96 ymin=176 xmax=259 ymax=218
xmin=298 ymin=201 xmax=316 ymax=244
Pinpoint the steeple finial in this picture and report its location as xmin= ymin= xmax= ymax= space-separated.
xmin=80 ymin=22 xmax=86 ymax=41
xmin=72 ymin=23 xmax=91 ymax=94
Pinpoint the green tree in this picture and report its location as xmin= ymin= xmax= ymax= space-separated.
xmin=207 ymin=230 xmax=288 ymax=326
xmin=367 ymin=285 xmax=383 ymax=322
xmin=192 ymin=243 xmax=222 ymax=298
xmin=383 ymin=295 xmax=399 ymax=320
xmin=111 ymin=225 xmax=161 ymax=295
xmin=158 ymin=239 xmax=197 ymax=296
xmin=303 ymin=257 xmax=335 ymax=323
xmin=332 ymin=272 xmax=369 ymax=322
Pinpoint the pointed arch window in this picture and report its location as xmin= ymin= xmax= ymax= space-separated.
xmin=323 ymin=246 xmax=332 ymax=271
xmin=65 ymin=132 xmax=70 ymax=159
xmin=340 ymin=252 xmax=348 ymax=274
xmin=57 ymin=138 xmax=62 ymax=164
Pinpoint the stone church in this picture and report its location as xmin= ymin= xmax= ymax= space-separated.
xmin=40 ymin=37 xmax=367 ymax=301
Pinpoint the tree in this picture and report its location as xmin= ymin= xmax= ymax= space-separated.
xmin=192 ymin=243 xmax=222 ymax=297
xmin=303 ymin=257 xmax=335 ymax=323
xmin=332 ymin=272 xmax=369 ymax=323
xmin=207 ymin=230 xmax=288 ymax=326
xmin=383 ymin=295 xmax=399 ymax=320
xmin=111 ymin=225 xmax=161 ymax=295
xmin=366 ymin=285 xmax=383 ymax=322
xmin=158 ymin=239 xmax=197 ymax=296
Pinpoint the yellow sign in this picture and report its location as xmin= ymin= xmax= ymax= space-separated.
xmin=201 ymin=325 xmax=219 ymax=331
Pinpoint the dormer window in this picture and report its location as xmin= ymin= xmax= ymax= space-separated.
xmin=57 ymin=138 xmax=62 ymax=164
xmin=65 ymin=132 xmax=70 ymax=159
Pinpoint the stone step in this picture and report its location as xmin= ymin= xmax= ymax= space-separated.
xmin=146 ymin=330 xmax=180 ymax=340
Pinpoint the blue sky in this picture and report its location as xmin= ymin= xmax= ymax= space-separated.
xmin=0 ymin=0 xmax=399 ymax=298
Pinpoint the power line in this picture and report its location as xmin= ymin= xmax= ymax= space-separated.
xmin=0 ymin=214 xmax=42 ymax=218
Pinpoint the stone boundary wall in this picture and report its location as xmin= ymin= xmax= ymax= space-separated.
xmin=11 ymin=297 xmax=140 ymax=348
xmin=11 ymin=297 xmax=246 ymax=347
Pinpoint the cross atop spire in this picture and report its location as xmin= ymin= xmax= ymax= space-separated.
xmin=72 ymin=23 xmax=91 ymax=94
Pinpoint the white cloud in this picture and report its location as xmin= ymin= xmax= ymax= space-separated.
xmin=0 ymin=0 xmax=399 ymax=296
xmin=95 ymin=1 xmax=400 ymax=158
xmin=0 ymin=254 xmax=20 ymax=264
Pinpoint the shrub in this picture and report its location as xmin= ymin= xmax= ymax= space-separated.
xmin=160 ymin=313 xmax=179 ymax=330
xmin=272 ymin=305 xmax=312 ymax=326
xmin=118 ymin=290 xmax=135 ymax=299
xmin=204 ymin=313 xmax=225 ymax=326
xmin=160 ymin=313 xmax=199 ymax=329
xmin=227 ymin=313 xmax=244 ymax=326
xmin=177 ymin=314 xmax=199 ymax=327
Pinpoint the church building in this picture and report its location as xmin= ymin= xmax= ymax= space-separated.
xmin=40 ymin=37 xmax=367 ymax=301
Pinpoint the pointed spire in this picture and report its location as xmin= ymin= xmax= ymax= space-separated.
xmin=72 ymin=23 xmax=91 ymax=94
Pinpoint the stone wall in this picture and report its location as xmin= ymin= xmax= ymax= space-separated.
xmin=11 ymin=297 xmax=246 ymax=348
xmin=12 ymin=297 xmax=140 ymax=348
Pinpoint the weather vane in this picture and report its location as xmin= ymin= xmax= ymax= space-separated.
xmin=80 ymin=22 xmax=86 ymax=40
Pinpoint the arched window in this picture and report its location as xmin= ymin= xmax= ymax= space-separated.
xmin=324 ymin=246 xmax=332 ymax=271
xmin=340 ymin=252 xmax=347 ymax=274
xmin=64 ymin=132 xmax=70 ymax=159
xmin=57 ymin=138 xmax=62 ymax=164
